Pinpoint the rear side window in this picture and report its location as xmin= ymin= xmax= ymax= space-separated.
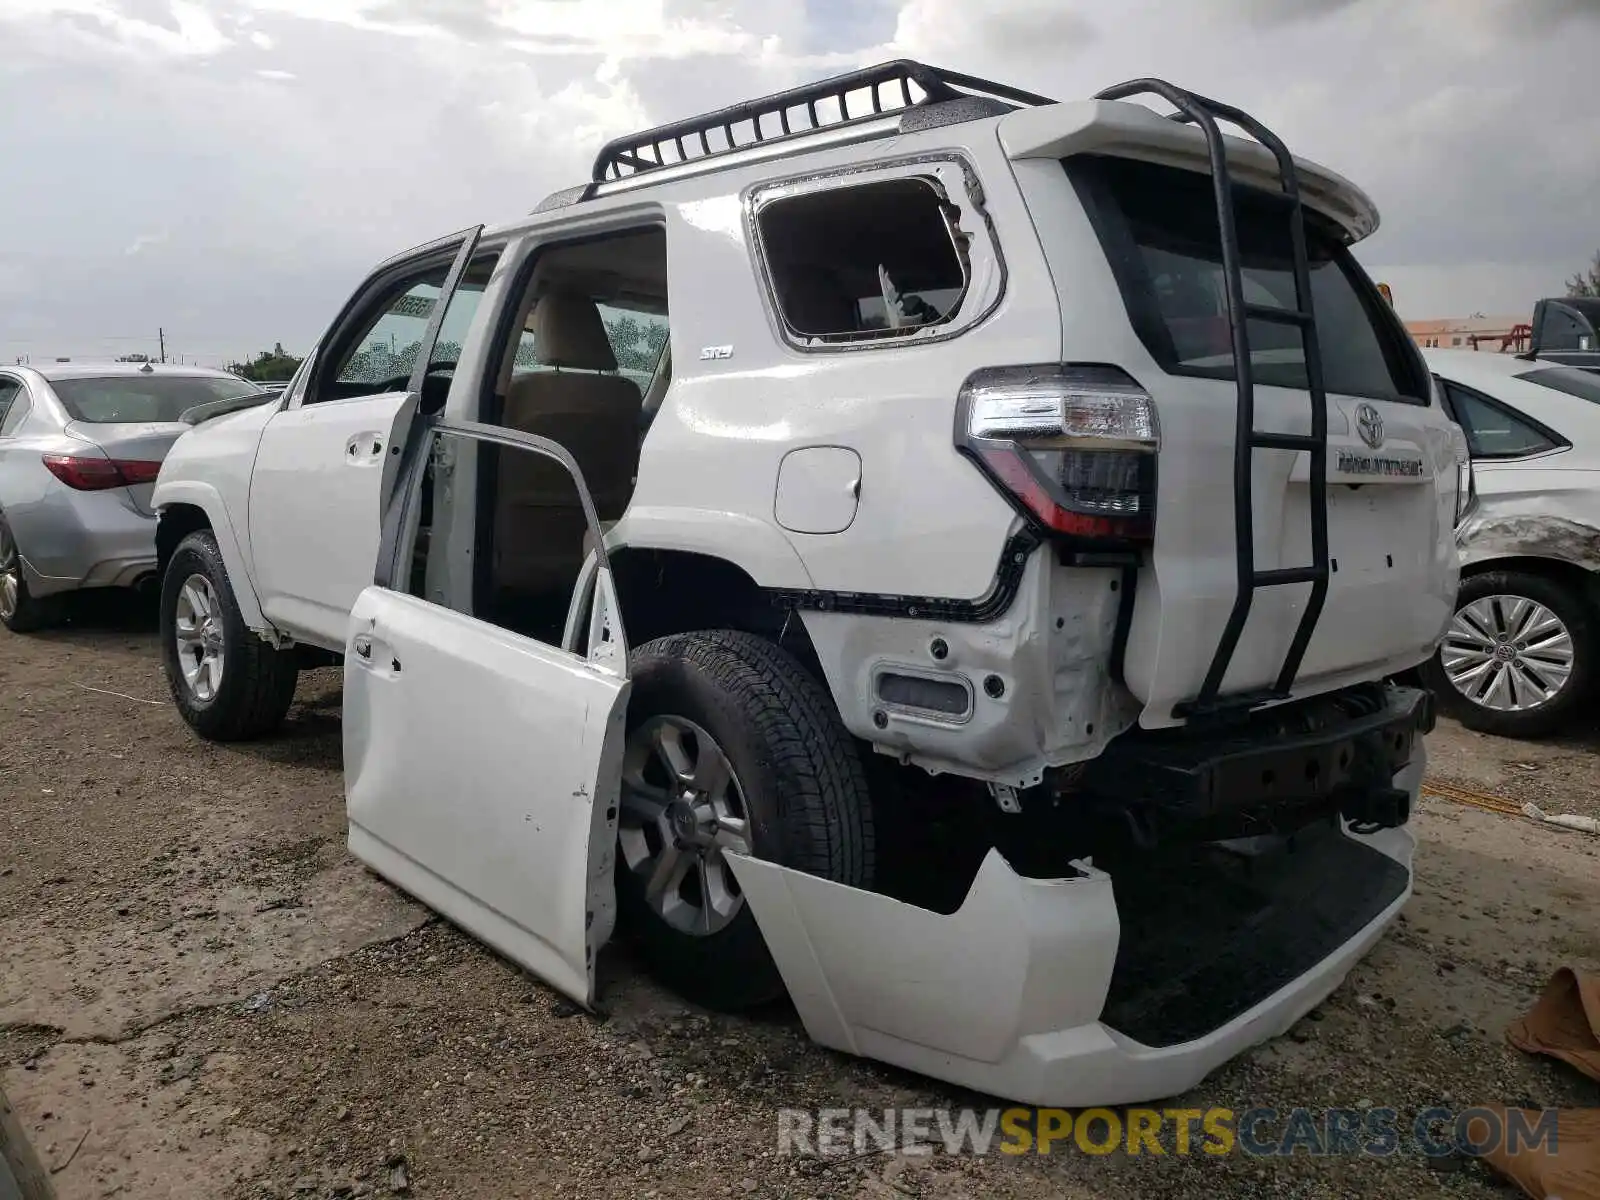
xmin=0 ymin=378 xmax=19 ymax=430
xmin=1517 ymin=367 xmax=1600 ymax=404
xmin=49 ymin=376 xmax=261 ymax=424
xmin=755 ymin=175 xmax=971 ymax=345
xmin=1537 ymin=306 xmax=1594 ymax=352
xmin=1441 ymin=381 xmax=1563 ymax=460
xmin=1066 ymin=155 xmax=1428 ymax=404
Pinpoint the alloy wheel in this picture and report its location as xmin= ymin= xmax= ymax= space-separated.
xmin=1440 ymin=593 xmax=1575 ymax=712
xmin=173 ymin=574 xmax=226 ymax=702
xmin=618 ymin=715 xmax=752 ymax=936
xmin=0 ymin=525 xmax=18 ymax=623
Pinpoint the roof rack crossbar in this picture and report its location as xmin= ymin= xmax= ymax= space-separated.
xmin=586 ymin=59 xmax=1055 ymax=187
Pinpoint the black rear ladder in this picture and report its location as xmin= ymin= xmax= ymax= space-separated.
xmin=1094 ymin=79 xmax=1332 ymax=722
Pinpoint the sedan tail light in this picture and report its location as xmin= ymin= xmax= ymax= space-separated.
xmin=956 ymin=364 xmax=1159 ymax=542
xmin=41 ymin=453 xmax=162 ymax=491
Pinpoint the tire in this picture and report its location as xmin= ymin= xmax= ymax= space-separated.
xmin=1422 ymin=569 xmax=1596 ymax=739
xmin=0 ymin=513 xmax=58 ymax=633
xmin=160 ymin=530 xmax=299 ymax=741
xmin=616 ymin=630 xmax=875 ymax=1011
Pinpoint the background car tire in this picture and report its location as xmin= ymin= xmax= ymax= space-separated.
xmin=617 ymin=630 xmax=876 ymax=1011
xmin=1423 ymin=569 xmax=1596 ymax=739
xmin=0 ymin=513 xmax=58 ymax=634
xmin=160 ymin=530 xmax=299 ymax=741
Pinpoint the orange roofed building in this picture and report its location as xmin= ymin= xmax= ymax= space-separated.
xmin=1404 ymin=315 xmax=1530 ymax=353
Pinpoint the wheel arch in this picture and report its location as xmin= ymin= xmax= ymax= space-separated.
xmin=154 ymin=483 xmax=268 ymax=631
xmin=608 ymin=545 xmax=824 ymax=681
xmin=1458 ymin=554 xmax=1600 ymax=609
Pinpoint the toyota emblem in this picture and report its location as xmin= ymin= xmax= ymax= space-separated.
xmin=1355 ymin=403 xmax=1385 ymax=450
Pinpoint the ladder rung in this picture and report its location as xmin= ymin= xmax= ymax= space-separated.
xmin=1252 ymin=432 xmax=1319 ymax=451
xmin=1245 ymin=303 xmax=1314 ymax=327
xmin=1255 ymin=566 xmax=1324 ymax=587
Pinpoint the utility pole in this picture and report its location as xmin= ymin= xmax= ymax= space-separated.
xmin=159 ymin=327 xmax=166 ymax=364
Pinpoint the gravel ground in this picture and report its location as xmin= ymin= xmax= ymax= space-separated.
xmin=3 ymin=599 xmax=1598 ymax=1200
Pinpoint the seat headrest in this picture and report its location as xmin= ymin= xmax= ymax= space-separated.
xmin=528 ymin=289 xmax=617 ymax=371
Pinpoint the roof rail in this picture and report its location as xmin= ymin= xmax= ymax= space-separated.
xmin=587 ymin=60 xmax=1054 ymax=191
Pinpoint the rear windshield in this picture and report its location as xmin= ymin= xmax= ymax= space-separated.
xmin=1065 ymin=155 xmax=1428 ymax=404
xmin=1518 ymin=367 xmax=1600 ymax=404
xmin=50 ymin=375 xmax=261 ymax=423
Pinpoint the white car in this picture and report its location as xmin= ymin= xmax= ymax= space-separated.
xmin=1423 ymin=349 xmax=1600 ymax=736
xmin=151 ymin=63 xmax=1461 ymax=1107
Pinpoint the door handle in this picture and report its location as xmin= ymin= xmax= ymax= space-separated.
xmin=344 ymin=432 xmax=385 ymax=465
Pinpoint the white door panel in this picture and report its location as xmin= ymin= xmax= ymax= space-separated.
xmin=344 ymin=586 xmax=628 ymax=1006
xmin=249 ymin=392 xmax=415 ymax=648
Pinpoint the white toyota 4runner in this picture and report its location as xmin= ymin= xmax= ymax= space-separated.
xmin=152 ymin=63 xmax=1464 ymax=1106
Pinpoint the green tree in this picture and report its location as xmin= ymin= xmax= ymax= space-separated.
xmin=1567 ymin=251 xmax=1600 ymax=299
xmin=227 ymin=342 xmax=303 ymax=382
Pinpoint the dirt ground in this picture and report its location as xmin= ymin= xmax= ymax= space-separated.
xmin=3 ymin=600 xmax=1598 ymax=1200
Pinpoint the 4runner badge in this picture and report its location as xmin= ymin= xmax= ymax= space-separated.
xmin=1355 ymin=402 xmax=1385 ymax=449
xmin=699 ymin=345 xmax=734 ymax=361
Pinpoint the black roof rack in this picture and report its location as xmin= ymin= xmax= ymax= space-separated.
xmin=587 ymin=60 xmax=1054 ymax=189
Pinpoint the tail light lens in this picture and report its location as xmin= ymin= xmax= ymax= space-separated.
xmin=956 ymin=364 xmax=1159 ymax=542
xmin=41 ymin=453 xmax=162 ymax=491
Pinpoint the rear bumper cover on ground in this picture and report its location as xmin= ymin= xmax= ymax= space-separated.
xmin=728 ymin=753 xmax=1422 ymax=1108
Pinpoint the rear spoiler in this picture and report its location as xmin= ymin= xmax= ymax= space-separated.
xmin=179 ymin=392 xmax=276 ymax=426
xmin=998 ymin=99 xmax=1379 ymax=245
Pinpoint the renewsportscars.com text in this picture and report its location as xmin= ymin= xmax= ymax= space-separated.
xmin=777 ymin=1106 xmax=1559 ymax=1159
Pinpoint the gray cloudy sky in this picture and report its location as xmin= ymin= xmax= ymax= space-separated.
xmin=1 ymin=0 xmax=1595 ymax=365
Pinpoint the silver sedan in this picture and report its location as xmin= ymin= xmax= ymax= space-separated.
xmin=0 ymin=362 xmax=266 ymax=631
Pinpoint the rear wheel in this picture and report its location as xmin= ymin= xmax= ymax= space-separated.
xmin=160 ymin=530 xmax=299 ymax=741
xmin=616 ymin=630 xmax=875 ymax=1011
xmin=1424 ymin=570 xmax=1595 ymax=739
xmin=0 ymin=514 xmax=56 ymax=634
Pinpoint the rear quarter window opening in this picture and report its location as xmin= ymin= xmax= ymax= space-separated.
xmin=1065 ymin=154 xmax=1429 ymax=405
xmin=755 ymin=175 xmax=972 ymax=347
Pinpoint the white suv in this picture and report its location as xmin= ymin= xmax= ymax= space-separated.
xmin=152 ymin=63 xmax=1461 ymax=1106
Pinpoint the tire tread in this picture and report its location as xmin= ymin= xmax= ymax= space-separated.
xmin=162 ymin=531 xmax=299 ymax=742
xmin=620 ymin=629 xmax=875 ymax=1010
xmin=636 ymin=629 xmax=876 ymax=887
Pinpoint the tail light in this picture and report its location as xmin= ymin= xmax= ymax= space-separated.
xmin=41 ymin=453 xmax=162 ymax=491
xmin=956 ymin=364 xmax=1159 ymax=542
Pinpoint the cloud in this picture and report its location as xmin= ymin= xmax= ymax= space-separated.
xmin=0 ymin=0 xmax=1594 ymax=363
xmin=124 ymin=231 xmax=169 ymax=256
xmin=16 ymin=0 xmax=232 ymax=56
xmin=1221 ymin=0 xmax=1364 ymax=25
xmin=890 ymin=0 xmax=1097 ymax=63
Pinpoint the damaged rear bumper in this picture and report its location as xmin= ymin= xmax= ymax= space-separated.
xmin=727 ymin=753 xmax=1422 ymax=1108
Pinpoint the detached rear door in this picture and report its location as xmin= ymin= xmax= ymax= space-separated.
xmin=343 ymin=421 xmax=630 ymax=1006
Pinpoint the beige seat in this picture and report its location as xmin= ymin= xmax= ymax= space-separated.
xmin=493 ymin=290 xmax=643 ymax=595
